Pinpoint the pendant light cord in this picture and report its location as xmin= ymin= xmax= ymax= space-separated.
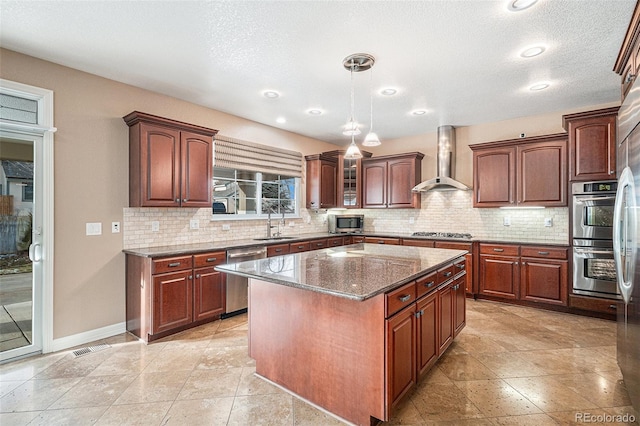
xmin=369 ymin=67 xmax=374 ymax=132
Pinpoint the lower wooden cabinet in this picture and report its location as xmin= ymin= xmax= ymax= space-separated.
xmin=365 ymin=236 xmax=402 ymax=245
xmin=416 ymin=291 xmax=438 ymax=376
xmin=386 ymin=304 xmax=417 ymax=408
xmin=453 ymin=274 xmax=466 ymax=336
xmin=126 ymin=250 xmax=226 ymax=342
xmin=479 ymin=244 xmax=520 ymax=300
xmin=437 ymin=280 xmax=454 ymax=354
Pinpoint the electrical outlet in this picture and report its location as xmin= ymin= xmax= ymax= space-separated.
xmin=222 ymin=224 xmax=231 ymax=231
xmin=288 ymin=221 xmax=295 ymax=227
xmin=86 ymin=222 xmax=102 ymax=236
xmin=111 ymin=222 xmax=120 ymax=233
xmin=409 ymin=217 xmax=415 ymax=224
xmin=503 ymin=216 xmax=511 ymax=226
xmin=544 ymin=217 xmax=553 ymax=227
xmin=190 ymin=219 xmax=199 ymax=230
xmin=151 ymin=221 xmax=160 ymax=232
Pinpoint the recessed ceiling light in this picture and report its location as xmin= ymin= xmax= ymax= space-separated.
xmin=276 ymin=117 xmax=286 ymax=124
xmin=263 ymin=90 xmax=280 ymax=98
xmin=507 ymin=0 xmax=538 ymax=11
xmin=520 ymin=46 xmax=546 ymax=58
xmin=529 ymin=83 xmax=550 ymax=91
xmin=380 ymin=88 xmax=397 ymax=96
xmin=411 ymin=109 xmax=428 ymax=116
xmin=307 ymin=109 xmax=323 ymax=115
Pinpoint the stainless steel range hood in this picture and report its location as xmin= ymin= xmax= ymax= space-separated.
xmin=412 ymin=125 xmax=470 ymax=192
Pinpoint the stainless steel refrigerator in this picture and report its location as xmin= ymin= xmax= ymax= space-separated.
xmin=614 ymin=81 xmax=640 ymax=416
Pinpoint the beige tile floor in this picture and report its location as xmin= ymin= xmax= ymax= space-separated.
xmin=0 ymin=299 xmax=638 ymax=425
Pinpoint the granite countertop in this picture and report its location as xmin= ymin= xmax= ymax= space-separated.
xmin=215 ymin=243 xmax=468 ymax=301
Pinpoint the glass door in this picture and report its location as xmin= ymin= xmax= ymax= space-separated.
xmin=0 ymin=133 xmax=42 ymax=360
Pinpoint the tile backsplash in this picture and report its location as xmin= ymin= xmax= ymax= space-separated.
xmin=123 ymin=191 xmax=568 ymax=249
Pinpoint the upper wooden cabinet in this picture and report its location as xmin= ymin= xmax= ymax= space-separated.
xmin=305 ymin=154 xmax=337 ymax=209
xmin=470 ymin=134 xmax=567 ymax=208
xmin=562 ymin=108 xmax=619 ymax=182
xmin=124 ymin=111 xmax=217 ymax=208
xmin=323 ymin=150 xmax=372 ymax=209
xmin=614 ymin=2 xmax=640 ymax=102
xmin=362 ymin=153 xmax=424 ymax=209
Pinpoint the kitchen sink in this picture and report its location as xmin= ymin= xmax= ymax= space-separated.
xmin=253 ymin=236 xmax=295 ymax=241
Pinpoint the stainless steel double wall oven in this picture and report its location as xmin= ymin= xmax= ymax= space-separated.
xmin=572 ymin=180 xmax=619 ymax=299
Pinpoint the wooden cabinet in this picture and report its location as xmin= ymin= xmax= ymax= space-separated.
xmin=437 ymin=279 xmax=454 ymax=354
xmin=305 ymin=154 xmax=337 ymax=209
xmin=386 ymin=304 xmax=417 ymax=408
xmin=289 ymin=242 xmax=311 ymax=253
xmin=364 ymin=236 xmax=402 ymax=245
xmin=362 ymin=153 xmax=424 ymax=208
xmin=323 ymin=150 xmax=372 ymax=208
xmin=562 ymin=108 xmax=618 ymax=181
xmin=308 ymin=238 xmax=328 ymax=250
xmin=478 ymin=243 xmax=569 ymax=307
xmin=267 ymin=243 xmax=290 ymax=257
xmin=351 ymin=235 xmax=365 ymax=243
xmin=415 ymin=291 xmax=438 ymax=376
xmin=434 ymin=241 xmax=474 ymax=295
xmin=124 ymin=111 xmax=217 ymax=208
xmin=126 ymin=250 xmax=226 ymax=342
xmin=614 ymin=2 xmax=640 ymax=102
xmin=520 ymin=246 xmax=568 ymax=306
xmin=327 ymin=236 xmax=345 ymax=247
xmin=470 ymin=134 xmax=567 ymax=207
xmin=402 ymin=239 xmax=435 ymax=248
xmin=452 ymin=274 xmax=466 ymax=336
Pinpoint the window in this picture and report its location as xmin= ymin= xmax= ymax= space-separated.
xmin=212 ymin=167 xmax=299 ymax=218
xmin=22 ymin=182 xmax=33 ymax=202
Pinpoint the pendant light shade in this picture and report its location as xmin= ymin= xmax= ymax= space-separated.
xmin=344 ymin=137 xmax=363 ymax=159
xmin=342 ymin=53 xmax=376 ymax=159
xmin=363 ymin=131 xmax=381 ymax=146
xmin=363 ymin=65 xmax=382 ymax=147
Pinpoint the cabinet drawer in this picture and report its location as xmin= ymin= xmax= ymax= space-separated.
xmin=416 ymin=271 xmax=438 ymax=299
xmin=267 ymin=243 xmax=290 ymax=257
xmin=521 ymin=246 xmax=568 ymax=260
xmin=434 ymin=241 xmax=472 ymax=251
xmin=153 ymin=255 xmax=193 ymax=274
xmin=437 ymin=264 xmax=455 ymax=284
xmin=386 ymin=281 xmax=417 ymax=318
xmin=452 ymin=258 xmax=467 ymax=275
xmin=351 ymin=236 xmax=365 ymax=243
xmin=480 ymin=244 xmax=519 ymax=256
xmin=365 ymin=237 xmax=401 ymax=245
xmin=290 ymin=242 xmax=311 ymax=253
xmin=403 ymin=239 xmax=435 ymax=248
xmin=309 ymin=239 xmax=328 ymax=250
xmin=327 ymin=237 xmax=344 ymax=247
xmin=193 ymin=251 xmax=226 ymax=267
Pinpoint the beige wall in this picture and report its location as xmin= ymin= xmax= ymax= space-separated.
xmin=0 ymin=48 xmax=338 ymax=340
xmin=0 ymin=47 xmax=621 ymax=343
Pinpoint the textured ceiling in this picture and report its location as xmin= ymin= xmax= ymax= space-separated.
xmin=0 ymin=0 xmax=636 ymax=146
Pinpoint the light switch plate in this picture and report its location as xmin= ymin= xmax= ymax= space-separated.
xmin=409 ymin=217 xmax=415 ymax=224
xmin=190 ymin=219 xmax=199 ymax=230
xmin=544 ymin=218 xmax=553 ymax=227
xmin=222 ymin=224 xmax=231 ymax=231
xmin=86 ymin=222 xmax=102 ymax=236
xmin=503 ymin=216 xmax=511 ymax=226
xmin=151 ymin=221 xmax=160 ymax=232
xmin=111 ymin=222 xmax=120 ymax=233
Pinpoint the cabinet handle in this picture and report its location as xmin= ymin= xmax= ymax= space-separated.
xmin=425 ymin=281 xmax=435 ymax=288
xmin=609 ymin=170 xmax=615 ymax=175
xmin=399 ymin=294 xmax=412 ymax=303
xmin=196 ymin=274 xmax=200 ymax=278
xmin=455 ymin=263 xmax=465 ymax=269
xmin=515 ymin=262 xmax=519 ymax=265
xmin=443 ymin=271 xmax=452 ymax=277
xmin=537 ymin=251 xmax=549 ymax=255
xmin=378 ymin=241 xmax=385 ymax=244
xmin=626 ymin=73 xmax=636 ymax=83
xmin=493 ymin=248 xmax=504 ymax=252
xmin=175 ymin=198 xmax=180 ymax=203
xmin=316 ymin=243 xmax=323 ymax=246
xmin=168 ymin=262 xmax=181 ymax=267
xmin=609 ymin=304 xmax=617 ymax=310
xmin=189 ymin=275 xmax=193 ymax=279
xmin=206 ymin=257 xmax=218 ymax=262
xmin=183 ymin=198 xmax=187 ymax=202
xmin=275 ymin=249 xmax=283 ymax=253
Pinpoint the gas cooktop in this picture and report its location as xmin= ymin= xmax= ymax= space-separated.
xmin=411 ymin=232 xmax=473 ymax=240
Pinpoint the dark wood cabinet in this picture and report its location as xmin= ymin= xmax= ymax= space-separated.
xmin=327 ymin=236 xmax=345 ymax=247
xmin=267 ymin=243 xmax=290 ymax=257
xmin=434 ymin=241 xmax=474 ymax=295
xmin=614 ymin=3 xmax=640 ymax=102
xmin=364 ymin=236 xmax=401 ymax=245
xmin=386 ymin=304 xmax=416 ymax=408
xmin=471 ymin=134 xmax=567 ymax=208
xmin=479 ymin=244 xmax=520 ymax=300
xmin=289 ymin=242 xmax=311 ymax=253
xmin=453 ymin=274 xmax=466 ymax=336
xmin=520 ymin=247 xmax=568 ymax=306
xmin=323 ymin=150 xmax=372 ymax=209
xmin=126 ymin=250 xmax=226 ymax=342
xmin=362 ymin=153 xmax=423 ymax=209
xmin=305 ymin=154 xmax=337 ymax=209
xmin=416 ymin=291 xmax=438 ymax=377
xmin=563 ymin=108 xmax=618 ymax=181
xmin=124 ymin=111 xmax=217 ymax=208
xmin=308 ymin=238 xmax=328 ymax=250
xmin=437 ymin=280 xmax=454 ymax=354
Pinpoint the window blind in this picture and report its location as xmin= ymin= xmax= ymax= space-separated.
xmin=0 ymin=94 xmax=38 ymax=124
xmin=213 ymin=135 xmax=302 ymax=177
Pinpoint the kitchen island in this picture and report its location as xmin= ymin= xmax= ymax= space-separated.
xmin=216 ymin=243 xmax=467 ymax=425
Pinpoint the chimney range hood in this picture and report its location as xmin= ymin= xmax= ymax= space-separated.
xmin=412 ymin=125 xmax=471 ymax=192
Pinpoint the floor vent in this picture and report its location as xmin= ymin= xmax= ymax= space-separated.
xmin=72 ymin=343 xmax=111 ymax=358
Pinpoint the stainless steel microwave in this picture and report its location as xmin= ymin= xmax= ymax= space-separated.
xmin=328 ymin=214 xmax=364 ymax=234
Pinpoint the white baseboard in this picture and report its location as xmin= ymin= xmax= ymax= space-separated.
xmin=50 ymin=322 xmax=127 ymax=353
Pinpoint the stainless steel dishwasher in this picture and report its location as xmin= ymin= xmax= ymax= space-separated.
xmin=224 ymin=246 xmax=267 ymax=317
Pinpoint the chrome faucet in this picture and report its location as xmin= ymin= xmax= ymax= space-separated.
xmin=266 ymin=210 xmax=276 ymax=238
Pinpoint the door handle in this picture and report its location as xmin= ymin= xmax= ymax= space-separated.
xmin=29 ymin=243 xmax=42 ymax=263
xmin=613 ymin=167 xmax=637 ymax=304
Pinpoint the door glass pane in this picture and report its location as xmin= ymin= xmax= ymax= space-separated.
xmin=0 ymin=140 xmax=34 ymax=353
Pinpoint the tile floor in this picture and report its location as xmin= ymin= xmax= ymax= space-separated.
xmin=0 ymin=299 xmax=638 ymax=425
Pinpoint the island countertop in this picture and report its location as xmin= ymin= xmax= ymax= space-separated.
xmin=215 ymin=243 xmax=467 ymax=301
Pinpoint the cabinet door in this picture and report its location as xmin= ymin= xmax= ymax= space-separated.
xmin=362 ymin=160 xmax=387 ymax=208
xmin=437 ymin=282 xmax=454 ymax=355
xmin=309 ymin=238 xmax=328 ymax=250
xmin=152 ymin=270 xmax=192 ymax=334
xmin=180 ymin=131 xmax=212 ymax=207
xmin=306 ymin=157 xmax=337 ymax=209
xmin=518 ymin=140 xmax=567 ymax=206
xmin=479 ymin=255 xmax=520 ymax=299
xmin=416 ymin=292 xmax=438 ymax=377
xmin=473 ymin=147 xmax=516 ymax=207
xmin=453 ymin=276 xmax=466 ymax=336
xmin=435 ymin=241 xmax=474 ymax=294
xmin=386 ymin=304 xmax=416 ymax=409
xmin=568 ymin=115 xmax=616 ymax=181
xmin=193 ymin=266 xmax=225 ymax=321
xmin=387 ymin=157 xmax=417 ymax=208
xmin=140 ymin=123 xmax=181 ymax=207
xmin=520 ymin=258 xmax=568 ymax=306
xmin=339 ymin=157 xmax=363 ymax=208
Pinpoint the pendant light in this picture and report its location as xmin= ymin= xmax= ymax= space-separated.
xmin=342 ymin=53 xmax=375 ymax=159
xmin=363 ymin=66 xmax=381 ymax=147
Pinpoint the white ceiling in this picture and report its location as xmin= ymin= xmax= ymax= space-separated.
xmin=0 ymin=0 xmax=636 ymax=146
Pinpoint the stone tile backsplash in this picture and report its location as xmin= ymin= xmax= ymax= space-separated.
xmin=123 ymin=191 xmax=568 ymax=249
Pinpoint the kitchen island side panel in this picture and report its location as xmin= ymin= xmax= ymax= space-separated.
xmin=249 ymin=278 xmax=387 ymax=425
